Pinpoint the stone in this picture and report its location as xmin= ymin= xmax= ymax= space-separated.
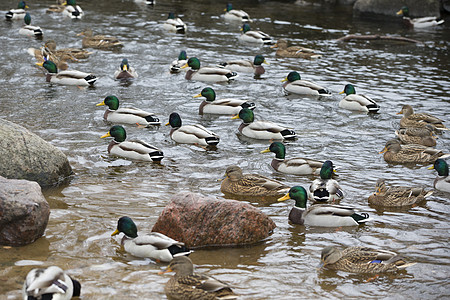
xmin=354 ymin=0 xmax=440 ymax=17
xmin=0 ymin=119 xmax=72 ymax=187
xmin=0 ymin=176 xmax=50 ymax=246
xmin=152 ymin=192 xmax=276 ymax=248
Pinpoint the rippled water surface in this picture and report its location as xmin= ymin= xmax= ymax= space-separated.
xmin=1 ymin=0 xmax=449 ymax=299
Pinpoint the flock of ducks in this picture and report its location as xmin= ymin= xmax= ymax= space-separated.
xmin=6 ymin=1 xmax=448 ymax=299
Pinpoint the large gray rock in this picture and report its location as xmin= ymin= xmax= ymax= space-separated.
xmin=0 ymin=119 xmax=72 ymax=187
xmin=354 ymin=0 xmax=441 ymax=17
xmin=152 ymin=192 xmax=276 ymax=248
xmin=0 ymin=176 xmax=50 ymax=246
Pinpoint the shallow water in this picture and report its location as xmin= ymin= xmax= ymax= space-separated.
xmin=0 ymin=0 xmax=449 ymax=299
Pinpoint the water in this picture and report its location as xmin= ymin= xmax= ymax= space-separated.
xmin=0 ymin=0 xmax=449 ymax=298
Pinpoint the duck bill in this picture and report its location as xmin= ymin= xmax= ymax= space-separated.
xmin=270 ymin=43 xmax=278 ymax=49
xmin=158 ymin=267 xmax=173 ymax=275
xmin=101 ymin=132 xmax=111 ymax=138
xmin=277 ymin=193 xmax=291 ymax=202
xmin=36 ymin=62 xmax=44 ymax=67
xmin=123 ymin=65 xmax=128 ymax=72
xmin=111 ymin=229 xmax=120 ymax=236
xmin=396 ymin=9 xmax=403 ymax=15
xmin=379 ymin=147 xmax=387 ymax=154
xmin=180 ymin=63 xmax=189 ymax=69
xmin=96 ymin=101 xmax=105 ymax=106
xmin=231 ymin=115 xmax=240 ymax=120
xmin=317 ymin=261 xmax=325 ymax=269
xmin=193 ymin=93 xmax=202 ymax=98
xmin=427 ymin=165 xmax=435 ymax=170
xmin=338 ymin=91 xmax=345 ymax=94
xmin=260 ymin=148 xmax=270 ymax=154
xmin=263 ymin=59 xmax=270 ymax=65
xmin=165 ymin=122 xmax=170 ymax=126
xmin=281 ymin=78 xmax=288 ymax=82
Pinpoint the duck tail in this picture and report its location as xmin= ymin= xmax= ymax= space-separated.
xmin=436 ymin=19 xmax=445 ymax=26
xmin=226 ymin=72 xmax=238 ymax=80
xmin=281 ymin=129 xmax=297 ymax=140
xmin=385 ymin=255 xmax=416 ymax=269
xmin=144 ymin=115 xmax=161 ymax=125
xmin=217 ymin=62 xmax=227 ymax=68
xmin=241 ymin=101 xmax=256 ymax=110
xmin=84 ymin=74 xmax=97 ymax=86
xmin=424 ymin=191 xmax=433 ymax=198
xmin=351 ymin=212 xmax=371 ymax=224
xmin=169 ymin=244 xmax=193 ymax=257
xmin=205 ymin=136 xmax=220 ymax=146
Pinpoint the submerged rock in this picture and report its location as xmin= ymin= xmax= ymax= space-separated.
xmin=354 ymin=0 xmax=440 ymax=17
xmin=0 ymin=176 xmax=50 ymax=246
xmin=0 ymin=119 xmax=72 ymax=187
xmin=152 ymin=192 xmax=276 ymax=248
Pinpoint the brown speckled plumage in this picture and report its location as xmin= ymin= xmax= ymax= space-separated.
xmin=272 ymin=39 xmax=321 ymax=59
xmin=368 ymin=179 xmax=432 ymax=207
xmin=380 ymin=139 xmax=447 ymax=164
xmin=397 ymin=105 xmax=447 ymax=130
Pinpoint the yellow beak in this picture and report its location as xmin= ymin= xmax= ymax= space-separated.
xmin=339 ymin=91 xmax=345 ymax=94
xmin=396 ymin=9 xmax=403 ymax=15
xmin=260 ymin=148 xmax=270 ymax=154
xmin=180 ymin=63 xmax=189 ymax=69
xmin=101 ymin=132 xmax=111 ymax=138
xmin=277 ymin=193 xmax=291 ymax=202
xmin=281 ymin=78 xmax=288 ymax=82
xmin=193 ymin=93 xmax=202 ymax=98
xmin=36 ymin=62 xmax=44 ymax=67
xmin=123 ymin=64 xmax=128 ymax=71
xmin=263 ymin=59 xmax=270 ymax=65
xmin=111 ymin=229 xmax=120 ymax=236
xmin=427 ymin=165 xmax=435 ymax=170
xmin=96 ymin=101 xmax=105 ymax=106
xmin=231 ymin=115 xmax=240 ymax=120
xmin=165 ymin=122 xmax=170 ymax=126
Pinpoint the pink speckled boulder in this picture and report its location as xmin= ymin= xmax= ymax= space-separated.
xmin=152 ymin=192 xmax=276 ymax=248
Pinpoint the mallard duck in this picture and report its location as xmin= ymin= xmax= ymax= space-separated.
xmin=62 ymin=0 xmax=84 ymax=19
xmin=46 ymin=0 xmax=65 ymax=13
xmin=5 ymin=1 xmax=28 ymax=20
xmin=221 ymin=165 xmax=290 ymax=197
xmin=101 ymin=125 xmax=164 ymax=162
xmin=397 ymin=105 xmax=447 ymax=130
xmin=114 ymin=58 xmax=138 ymax=80
xmin=77 ymin=29 xmax=123 ymax=49
xmin=282 ymin=71 xmax=331 ymax=96
xmin=162 ymin=12 xmax=186 ymax=34
xmin=217 ymin=54 xmax=267 ymax=76
xmin=36 ymin=60 xmax=97 ymax=86
xmin=338 ymin=84 xmax=380 ymax=113
xmin=379 ymin=139 xmax=448 ymax=165
xmin=169 ymin=50 xmax=188 ymax=73
xmin=238 ymin=23 xmax=273 ymax=45
xmin=428 ymin=159 xmax=450 ymax=193
xmin=309 ymin=160 xmax=343 ymax=203
xmin=22 ymin=266 xmax=81 ymax=300
xmin=395 ymin=128 xmax=436 ymax=147
xmin=160 ymin=256 xmax=238 ymax=300
xmin=368 ymin=178 xmax=433 ymax=207
xmin=271 ymin=39 xmax=321 ymax=59
xmin=181 ymin=57 xmax=238 ymax=83
xmin=193 ymin=87 xmax=255 ymax=115
xmin=112 ymin=216 xmax=191 ymax=262
xmin=278 ymin=186 xmax=370 ymax=226
xmin=19 ymin=13 xmax=43 ymax=38
xmin=224 ymin=3 xmax=251 ymax=22
xmin=231 ymin=108 xmax=296 ymax=140
xmin=260 ymin=142 xmax=324 ymax=175
xmin=166 ymin=112 xmax=220 ymax=146
xmin=396 ymin=6 xmax=444 ymax=28
xmin=44 ymin=39 xmax=92 ymax=60
xmin=319 ymin=246 xmax=416 ymax=273
xmin=96 ymin=95 xmax=160 ymax=127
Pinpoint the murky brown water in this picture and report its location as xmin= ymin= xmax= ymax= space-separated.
xmin=1 ymin=0 xmax=449 ymax=299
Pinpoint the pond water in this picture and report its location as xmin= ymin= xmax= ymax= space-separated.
xmin=0 ymin=0 xmax=449 ymax=299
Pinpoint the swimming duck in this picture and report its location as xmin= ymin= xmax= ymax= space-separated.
xmin=282 ymin=71 xmax=331 ymax=96
xmin=160 ymin=256 xmax=238 ymax=300
xmin=112 ymin=216 xmax=190 ymax=262
xmin=309 ymin=160 xmax=343 ymax=203
xmin=220 ymin=165 xmax=290 ymax=197
xmin=319 ymin=246 xmax=416 ymax=274
xmin=238 ymin=23 xmax=273 ymax=45
xmin=271 ymin=39 xmax=321 ymax=59
xmin=395 ymin=128 xmax=436 ymax=147
xmin=6 ymin=1 xmax=27 ymax=20
xmin=62 ymin=0 xmax=83 ymax=19
xmin=396 ymin=6 xmax=444 ymax=28
xmin=77 ymin=29 xmax=123 ymax=49
xmin=397 ymin=105 xmax=447 ymax=130
xmin=278 ymin=186 xmax=370 ymax=226
xmin=169 ymin=50 xmax=188 ymax=73
xmin=101 ymin=125 xmax=163 ymax=162
xmin=44 ymin=39 xmax=92 ymax=60
xmin=193 ymin=87 xmax=255 ymax=115
xmin=162 ymin=12 xmax=186 ymax=34
xmin=338 ymin=84 xmax=380 ymax=113
xmin=368 ymin=178 xmax=433 ymax=207
xmin=224 ymin=3 xmax=251 ymax=22
xmin=36 ymin=60 xmax=97 ymax=86
xmin=96 ymin=95 xmax=160 ymax=127
xmin=217 ymin=55 xmax=267 ymax=76
xmin=114 ymin=58 xmax=138 ymax=80
xmin=428 ymin=159 xmax=450 ymax=193
xmin=260 ymin=142 xmax=324 ymax=175
xmin=19 ymin=13 xmax=43 ymax=38
xmin=46 ymin=0 xmax=65 ymax=13
xmin=135 ymin=0 xmax=155 ymax=4
xmin=181 ymin=57 xmax=238 ymax=83
xmin=379 ymin=139 xmax=448 ymax=165
xmin=22 ymin=266 xmax=81 ymax=300
xmin=166 ymin=112 xmax=220 ymax=146
xmin=231 ymin=108 xmax=296 ymax=140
